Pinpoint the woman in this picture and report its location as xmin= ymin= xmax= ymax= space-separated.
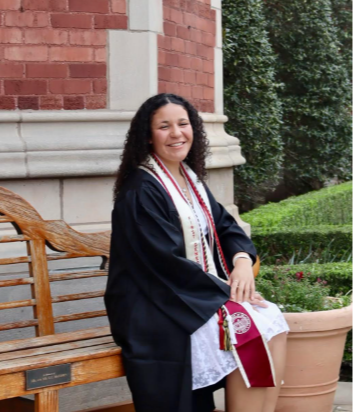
xmin=104 ymin=93 xmax=289 ymax=412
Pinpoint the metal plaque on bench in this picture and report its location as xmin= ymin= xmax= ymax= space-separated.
xmin=26 ymin=364 xmax=71 ymax=390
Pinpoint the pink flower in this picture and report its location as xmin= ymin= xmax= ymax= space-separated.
xmin=317 ymin=278 xmax=322 ymax=283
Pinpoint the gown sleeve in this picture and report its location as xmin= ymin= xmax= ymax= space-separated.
xmin=107 ymin=182 xmax=230 ymax=335
xmin=205 ymin=185 xmax=257 ymax=267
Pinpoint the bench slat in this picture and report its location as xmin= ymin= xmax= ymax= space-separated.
xmin=54 ymin=310 xmax=106 ymax=323
xmin=0 ymin=326 xmax=111 ymax=353
xmin=0 ymin=336 xmax=114 ymax=361
xmin=52 ymin=290 xmax=104 ymax=303
xmin=0 ymin=256 xmax=30 ymax=265
xmin=0 ymin=278 xmax=33 ymax=287
xmin=0 ymin=319 xmax=38 ymax=331
xmin=0 ymin=235 xmax=30 ymax=243
xmin=49 ymin=270 xmax=107 ymax=282
xmin=0 ymin=298 xmax=35 ymax=310
xmin=0 ymin=342 xmax=120 ymax=374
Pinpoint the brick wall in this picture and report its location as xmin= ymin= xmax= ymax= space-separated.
xmin=0 ymin=0 xmax=127 ymax=110
xmin=159 ymin=0 xmax=215 ymax=113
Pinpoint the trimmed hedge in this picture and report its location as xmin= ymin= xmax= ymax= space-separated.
xmin=242 ymin=181 xmax=352 ymax=228
xmin=252 ymin=225 xmax=352 ymax=264
xmin=258 ymin=263 xmax=352 ymax=295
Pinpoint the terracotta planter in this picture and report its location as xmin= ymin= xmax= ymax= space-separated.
xmin=275 ymin=304 xmax=352 ymax=412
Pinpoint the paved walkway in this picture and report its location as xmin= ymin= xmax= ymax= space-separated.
xmin=214 ymin=381 xmax=352 ymax=411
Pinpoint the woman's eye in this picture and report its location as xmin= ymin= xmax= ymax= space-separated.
xmin=160 ymin=126 xmax=168 ymax=129
xmin=180 ymin=123 xmax=188 ymax=127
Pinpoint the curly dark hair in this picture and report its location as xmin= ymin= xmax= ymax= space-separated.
xmin=113 ymin=93 xmax=210 ymax=199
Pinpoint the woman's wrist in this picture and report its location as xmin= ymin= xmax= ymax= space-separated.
xmin=232 ymin=252 xmax=252 ymax=267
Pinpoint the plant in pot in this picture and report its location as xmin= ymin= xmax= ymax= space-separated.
xmin=256 ymin=267 xmax=352 ymax=412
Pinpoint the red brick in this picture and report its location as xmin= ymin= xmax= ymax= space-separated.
xmin=163 ymin=21 xmax=176 ymax=37
xmin=207 ymin=74 xmax=214 ymax=88
xmin=164 ymin=52 xmax=179 ymax=67
xmin=197 ymin=3 xmax=212 ymax=20
xmin=69 ymin=63 xmax=106 ymax=78
xmin=50 ymin=46 xmax=93 ymax=62
xmin=4 ymin=79 xmax=47 ymax=95
xmin=26 ymin=63 xmax=67 ymax=78
xmin=158 ymin=50 xmax=166 ymax=65
xmin=185 ymin=0 xmax=197 ymax=13
xmin=18 ymin=96 xmax=39 ymax=109
xmin=203 ymin=87 xmax=214 ymax=100
xmin=198 ymin=18 xmax=215 ymax=35
xmin=183 ymin=12 xmax=196 ymax=28
xmin=5 ymin=11 xmax=48 ymax=27
xmin=171 ymin=37 xmax=184 ymax=53
xmin=111 ymin=0 xmax=126 ymax=14
xmin=40 ymin=94 xmax=63 ymax=109
xmin=192 ymin=85 xmax=203 ymax=99
xmin=185 ymin=41 xmax=197 ymax=55
xmin=0 ymin=63 xmax=23 ymax=78
xmin=178 ymin=55 xmax=191 ymax=69
xmin=49 ymin=79 xmax=91 ymax=94
xmin=168 ymin=8 xmax=183 ymax=24
xmin=51 ymin=13 xmax=92 ymax=29
xmin=69 ymin=0 xmax=109 ymax=13
xmin=210 ymin=9 xmax=216 ymax=20
xmin=94 ymin=47 xmax=106 ymax=62
xmin=4 ymin=46 xmax=48 ymax=61
xmin=165 ymin=82 xmax=180 ymax=94
xmin=86 ymin=94 xmax=106 ymax=109
xmin=0 ymin=0 xmax=20 ymax=10
xmin=25 ymin=28 xmax=68 ymax=45
xmin=94 ymin=15 xmax=127 ymax=29
xmin=158 ymin=34 xmax=171 ymax=50
xmin=196 ymin=72 xmax=208 ymax=86
xmin=190 ymin=28 xmax=202 ymax=44
xmin=0 ymin=96 xmax=15 ymax=109
xmin=93 ymin=78 xmax=107 ymax=93
xmin=196 ymin=43 xmax=213 ymax=59
xmin=64 ymin=95 xmax=84 ymax=109
xmin=49 ymin=0 xmax=67 ymax=11
xmin=201 ymin=32 xmax=215 ymax=47
xmin=202 ymin=59 xmax=214 ymax=74
xmin=177 ymin=26 xmax=190 ymax=41
xmin=0 ymin=28 xmax=22 ymax=43
xmin=69 ymin=30 xmax=106 ymax=46
xmin=170 ymin=67 xmax=183 ymax=82
xmin=179 ymin=84 xmax=191 ymax=98
xmin=158 ymin=81 xmax=167 ymax=93
xmin=191 ymin=57 xmax=202 ymax=71
xmin=164 ymin=0 xmax=179 ymax=7
xmin=163 ymin=6 xmax=171 ymax=21
xmin=184 ymin=70 xmax=196 ymax=84
xmin=158 ymin=66 xmax=171 ymax=82
xmin=22 ymin=0 xmax=49 ymax=10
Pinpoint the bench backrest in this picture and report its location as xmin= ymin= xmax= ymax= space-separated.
xmin=0 ymin=186 xmax=110 ymax=339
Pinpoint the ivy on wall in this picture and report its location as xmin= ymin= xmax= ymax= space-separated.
xmin=223 ymin=0 xmax=284 ymax=212
xmin=263 ymin=0 xmax=352 ymax=193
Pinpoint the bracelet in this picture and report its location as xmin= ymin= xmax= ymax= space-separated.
xmin=232 ymin=253 xmax=252 ymax=267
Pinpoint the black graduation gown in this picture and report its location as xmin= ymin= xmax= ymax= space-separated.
xmin=104 ymin=169 xmax=257 ymax=412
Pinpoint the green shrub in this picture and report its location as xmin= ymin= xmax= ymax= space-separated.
xmin=256 ymin=264 xmax=352 ymax=364
xmin=252 ymin=225 xmax=352 ymax=264
xmin=222 ymin=0 xmax=283 ymax=212
xmin=259 ymin=263 xmax=352 ymax=295
xmin=264 ymin=0 xmax=352 ymax=194
xmin=242 ymin=182 xmax=352 ymax=228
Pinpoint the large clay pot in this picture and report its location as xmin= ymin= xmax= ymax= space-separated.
xmin=275 ymin=304 xmax=352 ymax=412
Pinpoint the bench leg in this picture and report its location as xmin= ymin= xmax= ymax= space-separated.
xmin=35 ymin=390 xmax=59 ymax=412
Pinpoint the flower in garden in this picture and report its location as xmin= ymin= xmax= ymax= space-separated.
xmin=295 ymin=271 xmax=304 ymax=281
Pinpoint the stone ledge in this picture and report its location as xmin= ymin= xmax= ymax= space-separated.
xmin=0 ymin=110 xmax=245 ymax=179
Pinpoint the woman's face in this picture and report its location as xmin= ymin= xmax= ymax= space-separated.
xmin=150 ymin=103 xmax=193 ymax=167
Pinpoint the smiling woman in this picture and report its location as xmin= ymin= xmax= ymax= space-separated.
xmin=105 ymin=93 xmax=289 ymax=412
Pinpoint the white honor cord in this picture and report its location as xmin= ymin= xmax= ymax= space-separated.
xmin=232 ymin=253 xmax=252 ymax=267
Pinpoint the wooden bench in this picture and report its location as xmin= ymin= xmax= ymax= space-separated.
xmin=0 ymin=185 xmax=260 ymax=412
xmin=0 ymin=186 xmax=132 ymax=412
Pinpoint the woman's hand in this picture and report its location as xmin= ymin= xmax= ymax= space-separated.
xmin=226 ymin=257 xmax=256 ymax=303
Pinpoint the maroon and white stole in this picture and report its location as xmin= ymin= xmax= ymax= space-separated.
xmin=139 ymin=153 xmax=276 ymax=388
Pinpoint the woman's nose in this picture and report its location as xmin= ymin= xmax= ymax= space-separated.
xmin=170 ymin=125 xmax=182 ymax=137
